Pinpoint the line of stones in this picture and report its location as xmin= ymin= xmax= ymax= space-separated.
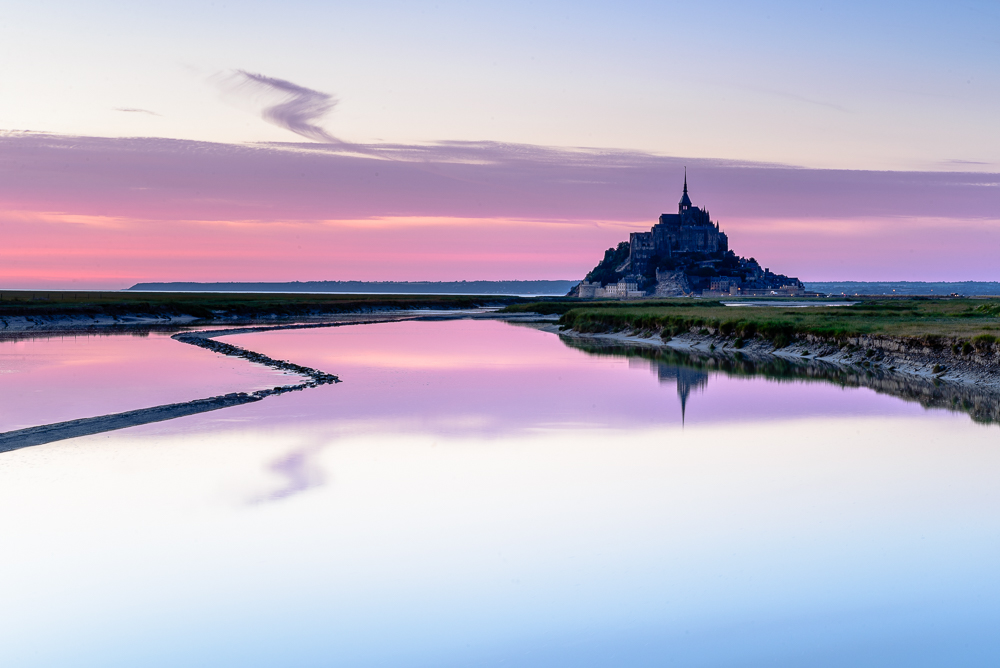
xmin=172 ymin=332 xmax=340 ymax=399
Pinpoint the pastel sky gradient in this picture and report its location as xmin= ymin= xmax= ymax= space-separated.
xmin=1 ymin=0 xmax=998 ymax=287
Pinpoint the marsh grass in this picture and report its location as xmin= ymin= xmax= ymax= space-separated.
xmin=505 ymin=298 xmax=1000 ymax=345
xmin=0 ymin=291 xmax=524 ymax=320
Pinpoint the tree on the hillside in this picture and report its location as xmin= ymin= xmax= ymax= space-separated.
xmin=584 ymin=242 xmax=630 ymax=286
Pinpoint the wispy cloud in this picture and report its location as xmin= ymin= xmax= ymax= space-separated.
xmin=114 ymin=107 xmax=160 ymax=116
xmin=253 ymin=442 xmax=328 ymax=503
xmin=217 ymin=70 xmax=341 ymax=143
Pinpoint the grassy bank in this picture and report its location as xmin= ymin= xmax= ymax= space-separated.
xmin=504 ymin=298 xmax=1000 ymax=350
xmin=0 ymin=290 xmax=528 ymax=320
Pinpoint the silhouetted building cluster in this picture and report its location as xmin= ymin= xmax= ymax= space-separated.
xmin=622 ymin=172 xmax=729 ymax=276
xmin=574 ymin=172 xmax=806 ymax=298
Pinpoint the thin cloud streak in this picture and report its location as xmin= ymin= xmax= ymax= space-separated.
xmin=0 ymin=133 xmax=997 ymax=286
xmin=217 ymin=70 xmax=342 ymax=144
xmin=114 ymin=107 xmax=160 ymax=116
xmin=2 ymin=133 xmax=998 ymax=223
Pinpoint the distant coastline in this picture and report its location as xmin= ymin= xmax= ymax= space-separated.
xmin=128 ymin=280 xmax=578 ymax=296
xmin=804 ymin=281 xmax=1000 ymax=296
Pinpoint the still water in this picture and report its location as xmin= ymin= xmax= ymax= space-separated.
xmin=1 ymin=319 xmax=998 ymax=667
xmin=0 ymin=332 xmax=286 ymax=431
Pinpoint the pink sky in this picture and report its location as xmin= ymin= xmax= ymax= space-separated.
xmin=1 ymin=133 xmax=998 ymax=288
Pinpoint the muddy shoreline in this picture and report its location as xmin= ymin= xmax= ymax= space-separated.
xmin=539 ymin=324 xmax=1000 ymax=387
xmin=0 ymin=309 xmax=421 ymax=339
xmin=537 ymin=324 xmax=1000 ymax=423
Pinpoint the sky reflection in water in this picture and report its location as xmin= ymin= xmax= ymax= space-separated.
xmin=0 ymin=319 xmax=998 ymax=667
xmin=0 ymin=332 xmax=287 ymax=431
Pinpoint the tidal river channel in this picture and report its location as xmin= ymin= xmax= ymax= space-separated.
xmin=1 ymin=318 xmax=998 ymax=667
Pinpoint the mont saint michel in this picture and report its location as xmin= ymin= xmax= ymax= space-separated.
xmin=573 ymin=173 xmax=805 ymax=299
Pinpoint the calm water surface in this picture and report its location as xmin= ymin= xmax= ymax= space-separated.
xmin=0 ymin=332 xmax=286 ymax=431
xmin=0 ymin=319 xmax=998 ymax=667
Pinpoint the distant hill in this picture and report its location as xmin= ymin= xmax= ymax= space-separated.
xmin=127 ymin=280 xmax=578 ymax=296
xmin=805 ymin=281 xmax=1000 ymax=296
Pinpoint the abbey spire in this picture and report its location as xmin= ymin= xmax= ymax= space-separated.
xmin=678 ymin=168 xmax=692 ymax=213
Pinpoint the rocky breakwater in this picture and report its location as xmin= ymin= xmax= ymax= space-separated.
xmin=730 ymin=334 xmax=1000 ymax=423
xmin=0 ymin=327 xmax=342 ymax=453
xmin=810 ymin=333 xmax=1000 ymax=382
xmin=172 ymin=331 xmax=340 ymax=395
xmin=550 ymin=322 xmax=1000 ymax=424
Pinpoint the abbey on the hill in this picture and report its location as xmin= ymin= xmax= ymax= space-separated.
xmin=575 ymin=173 xmax=805 ymax=298
xmin=622 ymin=171 xmax=728 ymax=276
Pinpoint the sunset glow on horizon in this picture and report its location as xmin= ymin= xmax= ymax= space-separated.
xmin=2 ymin=0 xmax=998 ymax=287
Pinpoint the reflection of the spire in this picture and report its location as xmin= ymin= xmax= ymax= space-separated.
xmin=563 ymin=336 xmax=1000 ymax=426
xmin=654 ymin=364 xmax=709 ymax=424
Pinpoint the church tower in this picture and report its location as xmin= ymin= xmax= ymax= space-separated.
xmin=678 ymin=168 xmax=692 ymax=213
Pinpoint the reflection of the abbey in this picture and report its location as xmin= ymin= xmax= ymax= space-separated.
xmin=630 ymin=358 xmax=709 ymax=423
xmin=573 ymin=337 xmax=1000 ymax=426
